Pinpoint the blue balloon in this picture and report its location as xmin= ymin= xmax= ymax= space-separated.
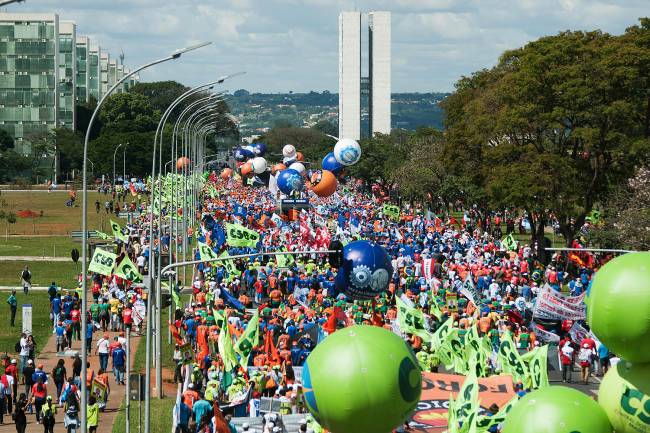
xmin=334 ymin=240 xmax=393 ymax=300
xmin=233 ymin=147 xmax=247 ymax=162
xmin=276 ymin=168 xmax=305 ymax=195
xmin=252 ymin=142 xmax=267 ymax=156
xmin=322 ymin=152 xmax=344 ymax=176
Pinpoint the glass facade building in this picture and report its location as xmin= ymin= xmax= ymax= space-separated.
xmin=0 ymin=12 xmax=137 ymax=157
xmin=58 ymin=21 xmax=75 ymax=130
xmin=0 ymin=13 xmax=59 ymax=155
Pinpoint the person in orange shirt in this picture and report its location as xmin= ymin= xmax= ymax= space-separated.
xmin=269 ymin=288 xmax=282 ymax=308
xmin=478 ymin=313 xmax=492 ymax=335
xmin=182 ymin=383 xmax=200 ymax=410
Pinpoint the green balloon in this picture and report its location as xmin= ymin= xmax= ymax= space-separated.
xmin=598 ymin=361 xmax=650 ymax=433
xmin=587 ymin=252 xmax=650 ymax=363
xmin=502 ymin=386 xmax=612 ymax=433
xmin=302 ymin=325 xmax=421 ymax=433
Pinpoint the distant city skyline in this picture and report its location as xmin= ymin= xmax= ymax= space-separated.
xmin=4 ymin=0 xmax=648 ymax=92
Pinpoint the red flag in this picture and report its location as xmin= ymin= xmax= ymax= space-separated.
xmin=322 ymin=307 xmax=350 ymax=334
xmin=169 ymin=322 xmax=183 ymax=346
xmin=213 ymin=401 xmax=230 ymax=433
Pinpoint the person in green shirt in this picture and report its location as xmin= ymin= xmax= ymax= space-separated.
xmin=87 ymin=395 xmax=99 ymax=432
xmin=90 ymin=300 xmax=100 ymax=323
xmin=41 ymin=395 xmax=57 ymax=433
xmin=7 ymin=289 xmax=17 ymax=326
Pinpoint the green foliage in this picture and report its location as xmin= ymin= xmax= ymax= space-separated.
xmin=0 ymin=128 xmax=15 ymax=151
xmin=350 ymin=130 xmax=410 ymax=186
xmin=258 ymin=126 xmax=332 ymax=162
xmin=99 ymin=92 xmax=159 ymax=133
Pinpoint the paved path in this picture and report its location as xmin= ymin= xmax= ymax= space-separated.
xmin=0 ymin=256 xmax=71 ymax=262
xmin=0 ymin=324 xmax=142 ymax=433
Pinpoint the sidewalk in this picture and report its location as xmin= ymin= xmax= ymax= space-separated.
xmin=0 ymin=324 xmax=142 ymax=433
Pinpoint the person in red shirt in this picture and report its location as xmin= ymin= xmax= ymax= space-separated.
xmin=31 ymin=377 xmax=48 ymax=423
xmin=70 ymin=306 xmax=81 ymax=341
xmin=122 ymin=304 xmax=133 ymax=332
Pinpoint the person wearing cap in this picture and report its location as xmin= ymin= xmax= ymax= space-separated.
xmin=41 ymin=394 xmax=57 ymax=432
xmin=578 ymin=343 xmax=593 ymax=384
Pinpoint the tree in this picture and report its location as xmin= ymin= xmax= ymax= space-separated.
xmin=441 ymin=24 xmax=650 ymax=246
xmin=99 ymin=93 xmax=159 ymax=133
xmin=349 ymin=130 xmax=410 ymax=187
xmin=258 ymin=126 xmax=332 ymax=162
xmin=0 ymin=128 xmax=15 ymax=151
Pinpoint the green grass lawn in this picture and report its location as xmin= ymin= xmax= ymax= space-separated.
xmin=0 ymin=290 xmax=52 ymax=360
xmin=0 ymin=235 xmax=78 ymax=257
xmin=0 ymin=190 xmax=135 ymax=235
xmin=111 ymin=397 xmax=175 ymax=433
xmin=0 ymin=260 xmax=80 ymax=287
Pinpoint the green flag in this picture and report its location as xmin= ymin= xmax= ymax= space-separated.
xmin=197 ymin=241 xmax=219 ymax=262
xmin=501 ymin=233 xmax=517 ymax=251
xmin=498 ymin=333 xmax=527 ymax=383
xmin=455 ymin=374 xmax=479 ymax=426
xmin=88 ymin=248 xmax=117 ymax=276
xmin=521 ymin=345 xmax=549 ymax=389
xmin=218 ymin=316 xmax=238 ymax=372
xmin=171 ymin=287 xmax=180 ymax=309
xmin=447 ymin=395 xmax=460 ymax=433
xmin=476 ymin=396 xmax=518 ymax=431
xmin=234 ymin=310 xmax=260 ymax=369
xmin=218 ymin=251 xmax=241 ymax=278
xmin=110 ymin=219 xmax=128 ymax=243
xmin=96 ymin=231 xmax=110 ymax=240
xmin=113 ymin=255 xmax=143 ymax=283
xmin=382 ymin=204 xmax=401 ymax=220
xmin=396 ymin=297 xmax=430 ymax=342
xmin=225 ymin=223 xmax=260 ymax=248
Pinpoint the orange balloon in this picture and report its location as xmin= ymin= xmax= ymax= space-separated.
xmin=220 ymin=168 xmax=233 ymax=180
xmin=176 ymin=156 xmax=190 ymax=171
xmin=271 ymin=163 xmax=286 ymax=174
xmin=310 ymin=170 xmax=337 ymax=197
xmin=240 ymin=162 xmax=253 ymax=176
xmin=296 ymin=152 xmax=304 ymax=162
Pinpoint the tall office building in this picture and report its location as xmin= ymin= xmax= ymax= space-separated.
xmin=88 ymin=44 xmax=101 ymax=101
xmin=338 ymin=11 xmax=361 ymax=141
xmin=100 ymin=52 xmax=109 ymax=95
xmin=338 ymin=10 xmax=391 ymax=140
xmin=75 ymin=36 xmax=89 ymax=103
xmin=0 ymin=13 xmax=59 ymax=154
xmin=58 ymin=21 xmax=75 ymax=130
xmin=368 ymin=11 xmax=391 ymax=135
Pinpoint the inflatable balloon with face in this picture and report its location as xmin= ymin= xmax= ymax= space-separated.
xmin=176 ymin=157 xmax=190 ymax=171
xmin=586 ymin=252 xmax=650 ymax=363
xmin=502 ymin=386 xmax=612 ymax=433
xmin=322 ymin=151 xmax=345 ymax=176
xmin=302 ymin=326 xmax=421 ymax=433
xmin=276 ymin=168 xmax=304 ymax=195
xmin=598 ymin=361 xmax=650 ymax=433
xmin=333 ymin=138 xmax=361 ymax=166
xmin=334 ymin=240 xmax=393 ymax=300
xmin=233 ymin=147 xmax=247 ymax=162
xmin=283 ymin=144 xmax=296 ymax=159
xmin=251 ymin=157 xmax=268 ymax=174
xmin=310 ymin=170 xmax=337 ymax=197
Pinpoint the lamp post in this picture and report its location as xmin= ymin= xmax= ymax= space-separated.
xmin=123 ymin=142 xmax=129 ymax=183
xmin=113 ymin=143 xmax=123 ymax=189
xmin=0 ymin=0 xmax=25 ymax=6
xmin=80 ymin=41 xmax=211 ymax=433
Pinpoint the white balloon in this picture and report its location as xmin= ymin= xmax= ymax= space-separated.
xmin=251 ymin=157 xmax=268 ymax=174
xmin=288 ymin=162 xmax=305 ymax=173
xmin=333 ymin=138 xmax=361 ymax=166
xmin=283 ymin=156 xmax=297 ymax=165
xmin=282 ymin=144 xmax=296 ymax=158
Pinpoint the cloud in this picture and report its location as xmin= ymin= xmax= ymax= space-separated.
xmin=10 ymin=0 xmax=648 ymax=92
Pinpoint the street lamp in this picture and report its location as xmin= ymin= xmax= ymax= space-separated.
xmin=113 ymin=143 xmax=123 ymax=189
xmin=0 ymin=0 xmax=25 ymax=6
xmin=79 ymin=41 xmax=211 ymax=433
xmin=123 ymin=142 xmax=129 ymax=183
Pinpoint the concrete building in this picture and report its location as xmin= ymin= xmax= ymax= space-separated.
xmin=369 ymin=11 xmax=391 ymax=135
xmin=338 ymin=10 xmax=391 ymax=140
xmin=338 ymin=11 xmax=361 ymax=141
xmin=87 ymin=44 xmax=101 ymax=101
xmin=100 ymin=51 xmax=109 ymax=96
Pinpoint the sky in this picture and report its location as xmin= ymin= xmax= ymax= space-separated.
xmin=6 ymin=0 xmax=649 ymax=92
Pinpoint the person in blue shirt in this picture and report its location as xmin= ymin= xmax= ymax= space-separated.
xmin=111 ymin=343 xmax=126 ymax=385
xmin=184 ymin=316 xmax=196 ymax=346
xmin=176 ymin=396 xmax=191 ymax=433
xmin=85 ymin=322 xmax=94 ymax=355
xmin=192 ymin=397 xmax=212 ymax=425
xmin=51 ymin=295 xmax=62 ymax=330
xmin=62 ymin=298 xmax=74 ymax=319
xmin=598 ymin=343 xmax=610 ymax=376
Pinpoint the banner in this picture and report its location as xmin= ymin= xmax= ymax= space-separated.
xmin=522 ymin=345 xmax=549 ymax=389
xmin=530 ymin=321 xmax=560 ymax=344
xmin=382 ymin=204 xmax=401 ymax=220
xmin=409 ymin=373 xmax=516 ymax=432
xmin=225 ymin=223 xmax=260 ymax=247
xmin=568 ymin=321 xmax=601 ymax=347
xmin=234 ymin=311 xmax=260 ymax=369
xmin=88 ymin=248 xmax=117 ymax=276
xmin=197 ymin=241 xmax=219 ymax=262
xmin=113 ymin=255 xmax=143 ymax=283
xmin=497 ymin=333 xmax=527 ymax=383
xmin=110 ymin=219 xmax=128 ymax=243
xmin=533 ymin=284 xmax=586 ymax=320
xmin=460 ymin=273 xmax=481 ymax=306
xmin=90 ymin=379 xmax=108 ymax=403
xmin=218 ymin=315 xmax=239 ymax=372
xmin=218 ymin=251 xmax=241 ymax=279
xmin=501 ymin=234 xmax=517 ymax=251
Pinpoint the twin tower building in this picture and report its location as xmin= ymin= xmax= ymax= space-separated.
xmin=339 ymin=11 xmax=391 ymax=141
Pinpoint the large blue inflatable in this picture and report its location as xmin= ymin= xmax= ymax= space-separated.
xmin=334 ymin=240 xmax=393 ymax=300
xmin=276 ymin=168 xmax=305 ymax=195
xmin=322 ymin=152 xmax=344 ymax=176
xmin=251 ymin=142 xmax=267 ymax=156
